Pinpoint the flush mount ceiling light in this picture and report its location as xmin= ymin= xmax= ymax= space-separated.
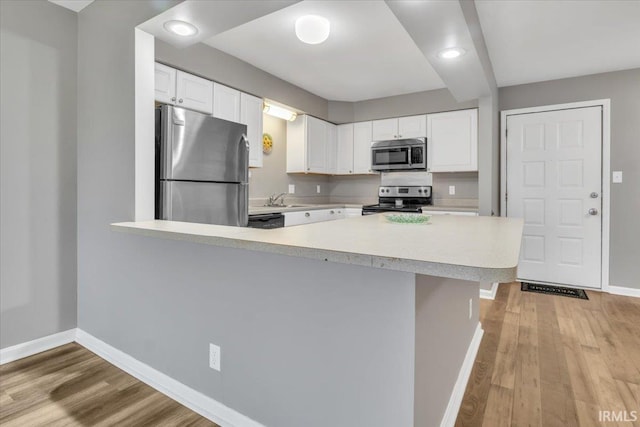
xmin=163 ymin=20 xmax=198 ymax=37
xmin=295 ymin=15 xmax=330 ymax=45
xmin=437 ymin=47 xmax=466 ymax=59
xmin=263 ymin=102 xmax=298 ymax=121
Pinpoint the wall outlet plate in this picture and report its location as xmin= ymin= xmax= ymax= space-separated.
xmin=612 ymin=171 xmax=623 ymax=183
xmin=449 ymin=185 xmax=456 ymax=195
xmin=316 ymin=185 xmax=321 ymax=193
xmin=209 ymin=343 xmax=221 ymax=371
xmin=288 ymin=184 xmax=295 ymax=194
xmin=469 ymin=298 xmax=473 ymax=319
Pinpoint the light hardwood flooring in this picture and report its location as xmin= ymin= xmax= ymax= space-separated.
xmin=0 ymin=343 xmax=217 ymax=426
xmin=456 ymin=281 xmax=640 ymax=427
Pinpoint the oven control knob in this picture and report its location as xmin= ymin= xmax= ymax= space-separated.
xmin=418 ymin=189 xmax=422 ymax=193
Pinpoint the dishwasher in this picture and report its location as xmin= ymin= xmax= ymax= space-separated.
xmin=247 ymin=213 xmax=285 ymax=229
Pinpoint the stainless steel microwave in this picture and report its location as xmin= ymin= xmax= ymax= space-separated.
xmin=371 ymin=138 xmax=427 ymax=172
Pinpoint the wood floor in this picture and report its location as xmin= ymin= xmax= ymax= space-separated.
xmin=1 ymin=282 xmax=638 ymax=426
xmin=456 ymin=281 xmax=640 ymax=427
xmin=0 ymin=343 xmax=217 ymax=426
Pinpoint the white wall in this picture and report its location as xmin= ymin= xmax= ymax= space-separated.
xmin=0 ymin=0 xmax=78 ymax=349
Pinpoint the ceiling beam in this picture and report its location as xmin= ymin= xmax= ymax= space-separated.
xmin=385 ymin=0 xmax=496 ymax=102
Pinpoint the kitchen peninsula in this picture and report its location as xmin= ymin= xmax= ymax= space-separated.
xmin=112 ymin=214 xmax=522 ymax=427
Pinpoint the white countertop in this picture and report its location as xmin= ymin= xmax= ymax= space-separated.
xmin=249 ymin=203 xmax=478 ymax=215
xmin=112 ymin=214 xmax=522 ymax=282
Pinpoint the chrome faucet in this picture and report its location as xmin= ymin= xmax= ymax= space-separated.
xmin=266 ymin=192 xmax=287 ymax=207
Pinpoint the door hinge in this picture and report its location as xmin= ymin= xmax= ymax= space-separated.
xmin=505 ymin=128 xmax=508 ymax=138
xmin=505 ymin=192 xmax=508 ymax=202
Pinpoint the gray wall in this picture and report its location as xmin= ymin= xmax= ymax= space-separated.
xmin=0 ymin=0 xmax=77 ymax=349
xmin=329 ymin=88 xmax=478 ymax=124
xmin=499 ymin=68 xmax=640 ymax=290
xmin=155 ymin=40 xmax=329 ymax=121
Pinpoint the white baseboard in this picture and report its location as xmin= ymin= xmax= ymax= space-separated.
xmin=440 ymin=322 xmax=484 ymax=427
xmin=607 ymin=285 xmax=640 ymax=299
xmin=75 ymin=329 xmax=264 ymax=427
xmin=480 ymin=282 xmax=499 ymax=300
xmin=0 ymin=329 xmax=77 ymax=365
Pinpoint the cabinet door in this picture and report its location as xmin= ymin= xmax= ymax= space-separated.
xmin=326 ymin=124 xmax=337 ymax=175
xmin=213 ymin=83 xmax=241 ymax=122
xmin=154 ymin=63 xmax=176 ymax=104
xmin=371 ymin=118 xmax=398 ymax=141
xmin=286 ymin=115 xmax=306 ymax=173
xmin=240 ymin=93 xmax=263 ymax=168
xmin=175 ymin=71 xmax=213 ymax=114
xmin=336 ymin=124 xmax=354 ymax=175
xmin=306 ymin=116 xmax=327 ymax=173
xmin=428 ymin=109 xmax=478 ymax=172
xmin=398 ymin=115 xmax=427 ymax=139
xmin=353 ymin=121 xmax=374 ymax=174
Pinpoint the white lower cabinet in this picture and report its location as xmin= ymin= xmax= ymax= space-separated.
xmin=284 ymin=208 xmax=347 ymax=227
xmin=345 ymin=208 xmax=362 ymax=217
xmin=422 ymin=210 xmax=478 ymax=216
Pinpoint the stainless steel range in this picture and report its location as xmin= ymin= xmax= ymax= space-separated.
xmin=362 ymin=186 xmax=432 ymax=215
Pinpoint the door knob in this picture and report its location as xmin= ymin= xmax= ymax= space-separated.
xmin=588 ymin=208 xmax=598 ymax=215
xmin=178 ymin=98 xmax=183 ymax=103
xmin=590 ymin=192 xmax=599 ymax=198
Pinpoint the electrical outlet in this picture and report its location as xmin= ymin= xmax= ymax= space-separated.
xmin=316 ymin=185 xmax=321 ymax=194
xmin=288 ymin=184 xmax=295 ymax=194
xmin=469 ymin=298 xmax=473 ymax=319
xmin=449 ymin=185 xmax=456 ymax=195
xmin=209 ymin=343 xmax=221 ymax=371
xmin=612 ymin=171 xmax=623 ymax=183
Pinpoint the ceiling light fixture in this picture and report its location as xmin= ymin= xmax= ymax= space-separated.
xmin=437 ymin=47 xmax=466 ymax=59
xmin=263 ymin=102 xmax=298 ymax=121
xmin=163 ymin=20 xmax=198 ymax=37
xmin=295 ymin=15 xmax=330 ymax=45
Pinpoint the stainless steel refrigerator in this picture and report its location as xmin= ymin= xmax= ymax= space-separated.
xmin=155 ymin=105 xmax=249 ymax=226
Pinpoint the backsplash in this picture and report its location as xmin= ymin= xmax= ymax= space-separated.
xmin=250 ymin=114 xmax=478 ymax=207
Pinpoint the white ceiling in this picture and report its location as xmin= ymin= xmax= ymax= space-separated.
xmin=476 ymin=0 xmax=640 ymax=87
xmin=48 ymin=0 xmax=94 ymax=13
xmin=204 ymin=1 xmax=445 ymax=102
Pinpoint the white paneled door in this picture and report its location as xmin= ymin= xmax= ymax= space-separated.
xmin=506 ymin=107 xmax=602 ymax=288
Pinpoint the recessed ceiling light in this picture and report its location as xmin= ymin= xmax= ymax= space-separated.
xmin=163 ymin=20 xmax=198 ymax=37
xmin=437 ymin=47 xmax=466 ymax=59
xmin=295 ymin=15 xmax=330 ymax=45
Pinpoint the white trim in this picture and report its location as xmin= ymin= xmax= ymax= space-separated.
xmin=607 ymin=285 xmax=640 ymax=299
xmin=440 ymin=322 xmax=484 ymax=427
xmin=0 ymin=329 xmax=77 ymax=365
xmin=480 ymin=282 xmax=499 ymax=300
xmin=75 ymin=329 xmax=264 ymax=427
xmin=500 ymin=99 xmax=611 ymax=291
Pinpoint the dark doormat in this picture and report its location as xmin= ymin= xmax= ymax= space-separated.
xmin=521 ymin=282 xmax=589 ymax=300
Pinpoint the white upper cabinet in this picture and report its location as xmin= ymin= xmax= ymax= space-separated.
xmin=398 ymin=115 xmax=427 ymax=139
xmin=427 ymin=109 xmax=478 ymax=172
xmin=240 ymin=93 xmax=263 ymax=168
xmin=336 ymin=124 xmax=354 ymax=174
xmin=154 ymin=63 xmax=176 ymax=104
xmin=213 ymin=83 xmax=241 ymax=122
xmin=175 ymin=71 xmax=213 ymax=114
xmin=353 ymin=121 xmax=374 ymax=174
xmin=287 ymin=115 xmax=332 ymax=174
xmin=326 ymin=123 xmax=338 ymax=175
xmin=371 ymin=118 xmax=397 ymax=141
xmin=155 ymin=63 xmax=213 ymax=114
xmin=306 ymin=116 xmax=327 ymax=173
xmin=371 ymin=115 xmax=426 ymax=141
